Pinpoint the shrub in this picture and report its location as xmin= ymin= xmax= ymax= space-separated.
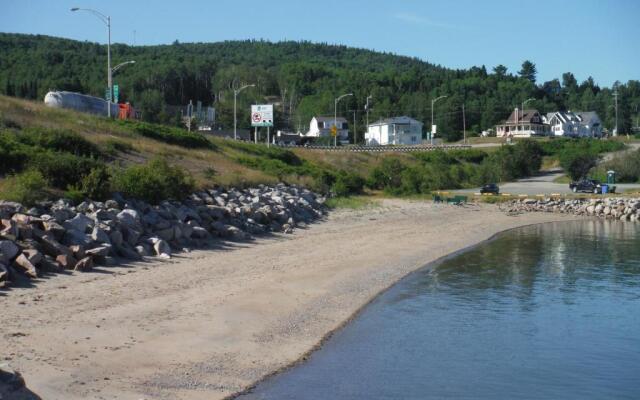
xmin=112 ymin=158 xmax=195 ymax=204
xmin=560 ymin=151 xmax=598 ymax=180
xmin=120 ymin=120 xmax=213 ymax=149
xmin=81 ymin=166 xmax=112 ymax=200
xmin=367 ymin=158 xmax=406 ymax=190
xmin=64 ymin=184 xmax=86 ymax=204
xmin=18 ymin=128 xmax=104 ymax=158
xmin=104 ymin=139 xmax=135 ymax=156
xmin=331 ymin=171 xmax=365 ymax=197
xmin=30 ymin=152 xmax=101 ymax=189
xmin=0 ymin=169 xmax=48 ymax=206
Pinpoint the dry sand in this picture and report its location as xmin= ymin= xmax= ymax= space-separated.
xmin=1 ymin=200 xmax=576 ymax=399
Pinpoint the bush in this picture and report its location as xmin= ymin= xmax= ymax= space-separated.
xmin=81 ymin=166 xmax=112 ymax=200
xmin=120 ymin=120 xmax=213 ymax=149
xmin=64 ymin=184 xmax=86 ymax=204
xmin=367 ymin=158 xmax=406 ymax=190
xmin=112 ymin=158 xmax=195 ymax=204
xmin=18 ymin=128 xmax=104 ymax=158
xmin=0 ymin=169 xmax=48 ymax=206
xmin=104 ymin=139 xmax=135 ymax=156
xmin=560 ymin=151 xmax=598 ymax=181
xmin=331 ymin=171 xmax=365 ymax=197
xmin=30 ymin=152 xmax=102 ymax=189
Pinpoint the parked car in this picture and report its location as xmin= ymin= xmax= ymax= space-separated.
xmin=569 ymin=179 xmax=602 ymax=193
xmin=480 ymin=183 xmax=500 ymax=194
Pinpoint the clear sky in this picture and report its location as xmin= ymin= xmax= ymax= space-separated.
xmin=2 ymin=0 xmax=638 ymax=87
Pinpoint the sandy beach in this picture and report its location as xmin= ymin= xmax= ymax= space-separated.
xmin=1 ymin=200 xmax=577 ymax=399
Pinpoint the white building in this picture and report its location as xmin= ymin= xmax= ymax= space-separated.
xmin=365 ymin=116 xmax=423 ymax=145
xmin=545 ymin=111 xmax=602 ymax=137
xmin=496 ymin=108 xmax=550 ymax=138
xmin=306 ymin=116 xmax=349 ymax=142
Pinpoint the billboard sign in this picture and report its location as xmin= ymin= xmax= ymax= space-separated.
xmin=251 ymin=104 xmax=274 ymax=127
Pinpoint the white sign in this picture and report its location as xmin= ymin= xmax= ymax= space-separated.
xmin=431 ymin=124 xmax=437 ymax=135
xmin=251 ymin=104 xmax=274 ymax=127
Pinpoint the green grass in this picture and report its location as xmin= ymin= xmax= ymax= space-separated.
xmin=324 ymin=196 xmax=379 ymax=209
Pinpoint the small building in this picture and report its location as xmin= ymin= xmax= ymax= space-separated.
xmin=365 ymin=116 xmax=423 ymax=145
xmin=496 ymin=108 xmax=549 ymax=138
xmin=306 ymin=116 xmax=349 ymax=142
xmin=545 ymin=111 xmax=602 ymax=138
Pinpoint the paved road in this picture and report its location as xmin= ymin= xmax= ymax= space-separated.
xmin=454 ymin=168 xmax=640 ymax=196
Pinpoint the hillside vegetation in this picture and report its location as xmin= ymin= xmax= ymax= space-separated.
xmin=0 ymin=96 xmax=626 ymax=204
xmin=1 ymin=33 xmax=639 ymax=141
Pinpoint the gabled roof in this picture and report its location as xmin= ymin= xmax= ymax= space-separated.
xmin=504 ymin=109 xmax=544 ymax=124
xmin=369 ymin=116 xmax=423 ymax=126
xmin=313 ymin=116 xmax=348 ymax=123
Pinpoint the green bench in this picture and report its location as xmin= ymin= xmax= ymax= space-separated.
xmin=446 ymin=195 xmax=468 ymax=205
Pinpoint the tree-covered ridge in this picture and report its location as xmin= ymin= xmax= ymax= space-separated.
xmin=1 ymin=32 xmax=638 ymax=140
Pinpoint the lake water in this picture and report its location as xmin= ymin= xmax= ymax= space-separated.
xmin=242 ymin=221 xmax=640 ymax=400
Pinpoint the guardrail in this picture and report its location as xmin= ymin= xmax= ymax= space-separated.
xmin=292 ymin=144 xmax=473 ymax=153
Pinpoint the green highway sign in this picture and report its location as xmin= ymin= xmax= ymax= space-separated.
xmin=113 ymin=84 xmax=119 ymax=103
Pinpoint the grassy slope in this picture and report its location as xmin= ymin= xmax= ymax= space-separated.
xmin=0 ymin=95 xmax=417 ymax=190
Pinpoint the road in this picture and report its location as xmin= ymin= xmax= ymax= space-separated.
xmin=454 ymin=168 xmax=640 ymax=196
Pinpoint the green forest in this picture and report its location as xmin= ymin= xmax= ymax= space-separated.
xmin=1 ymin=33 xmax=639 ymax=141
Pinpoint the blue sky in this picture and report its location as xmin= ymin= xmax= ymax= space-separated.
xmin=2 ymin=0 xmax=638 ymax=87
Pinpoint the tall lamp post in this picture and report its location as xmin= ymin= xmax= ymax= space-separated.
xmin=234 ymin=84 xmax=255 ymax=140
xmin=365 ymin=95 xmax=372 ymax=145
xmin=334 ymin=93 xmax=353 ymax=147
xmin=112 ymin=60 xmax=136 ymax=75
xmin=71 ymin=7 xmax=112 ymax=117
xmin=431 ymin=95 xmax=447 ymax=145
xmin=521 ymin=98 xmax=535 ymax=135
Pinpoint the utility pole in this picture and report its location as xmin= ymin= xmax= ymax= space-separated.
xmin=462 ymin=103 xmax=466 ymax=144
xmin=233 ymin=83 xmax=255 ymax=140
xmin=353 ymin=110 xmax=357 ymax=145
xmin=613 ymin=89 xmax=619 ymax=136
xmin=431 ymin=95 xmax=447 ymax=145
xmin=334 ymin=93 xmax=353 ymax=147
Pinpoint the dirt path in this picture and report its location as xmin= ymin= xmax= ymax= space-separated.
xmin=1 ymin=200 xmax=576 ymax=399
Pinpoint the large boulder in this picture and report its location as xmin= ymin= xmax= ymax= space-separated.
xmin=0 ymin=240 xmax=20 ymax=264
xmin=13 ymin=253 xmax=38 ymax=278
xmin=63 ymin=213 xmax=94 ymax=233
xmin=91 ymin=227 xmax=111 ymax=245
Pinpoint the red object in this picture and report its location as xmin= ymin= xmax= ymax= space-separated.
xmin=118 ymin=103 xmax=137 ymax=120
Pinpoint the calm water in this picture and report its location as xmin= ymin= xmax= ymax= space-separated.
xmin=243 ymin=221 xmax=640 ymax=400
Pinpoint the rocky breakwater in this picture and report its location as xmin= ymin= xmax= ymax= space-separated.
xmin=504 ymin=197 xmax=640 ymax=221
xmin=0 ymin=184 xmax=325 ymax=289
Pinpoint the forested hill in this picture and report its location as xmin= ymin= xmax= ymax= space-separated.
xmin=1 ymin=32 xmax=638 ymax=140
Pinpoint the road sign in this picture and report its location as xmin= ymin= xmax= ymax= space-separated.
xmin=113 ymin=84 xmax=119 ymax=103
xmin=431 ymin=124 xmax=437 ymax=135
xmin=251 ymin=104 xmax=274 ymax=127
xmin=330 ymin=125 xmax=338 ymax=136
xmin=105 ymin=87 xmax=111 ymax=101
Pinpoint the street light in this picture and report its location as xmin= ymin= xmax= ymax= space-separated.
xmin=334 ymin=93 xmax=353 ymax=147
xmin=71 ymin=7 xmax=112 ymax=117
xmin=233 ymin=83 xmax=255 ymax=140
xmin=431 ymin=95 xmax=447 ymax=145
xmin=521 ymin=98 xmax=535 ymax=135
xmin=112 ymin=60 xmax=136 ymax=75
xmin=365 ymin=95 xmax=373 ymax=145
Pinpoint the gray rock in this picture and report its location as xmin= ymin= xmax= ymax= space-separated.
xmin=117 ymin=209 xmax=141 ymax=228
xmin=91 ymin=226 xmax=111 ymax=244
xmin=109 ymin=230 xmax=123 ymax=247
xmin=151 ymin=239 xmax=171 ymax=258
xmin=13 ymin=253 xmax=38 ymax=278
xmin=64 ymin=213 xmax=94 ymax=233
xmin=155 ymin=228 xmax=174 ymax=242
xmin=0 ymin=240 xmax=20 ymax=264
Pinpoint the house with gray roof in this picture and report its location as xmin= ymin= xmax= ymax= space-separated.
xmin=365 ymin=116 xmax=423 ymax=145
xmin=545 ymin=111 xmax=602 ymax=137
xmin=306 ymin=116 xmax=349 ymax=142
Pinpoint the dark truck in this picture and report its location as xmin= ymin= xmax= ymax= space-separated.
xmin=569 ymin=179 xmax=607 ymax=194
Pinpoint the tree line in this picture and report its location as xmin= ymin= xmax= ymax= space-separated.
xmin=1 ymin=33 xmax=639 ymax=141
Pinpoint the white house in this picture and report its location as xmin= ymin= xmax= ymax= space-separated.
xmin=545 ymin=111 xmax=602 ymax=137
xmin=365 ymin=116 xmax=423 ymax=145
xmin=496 ymin=108 xmax=550 ymax=138
xmin=306 ymin=116 xmax=349 ymax=141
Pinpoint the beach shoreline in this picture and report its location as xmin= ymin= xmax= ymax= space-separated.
xmin=1 ymin=200 xmax=578 ymax=400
